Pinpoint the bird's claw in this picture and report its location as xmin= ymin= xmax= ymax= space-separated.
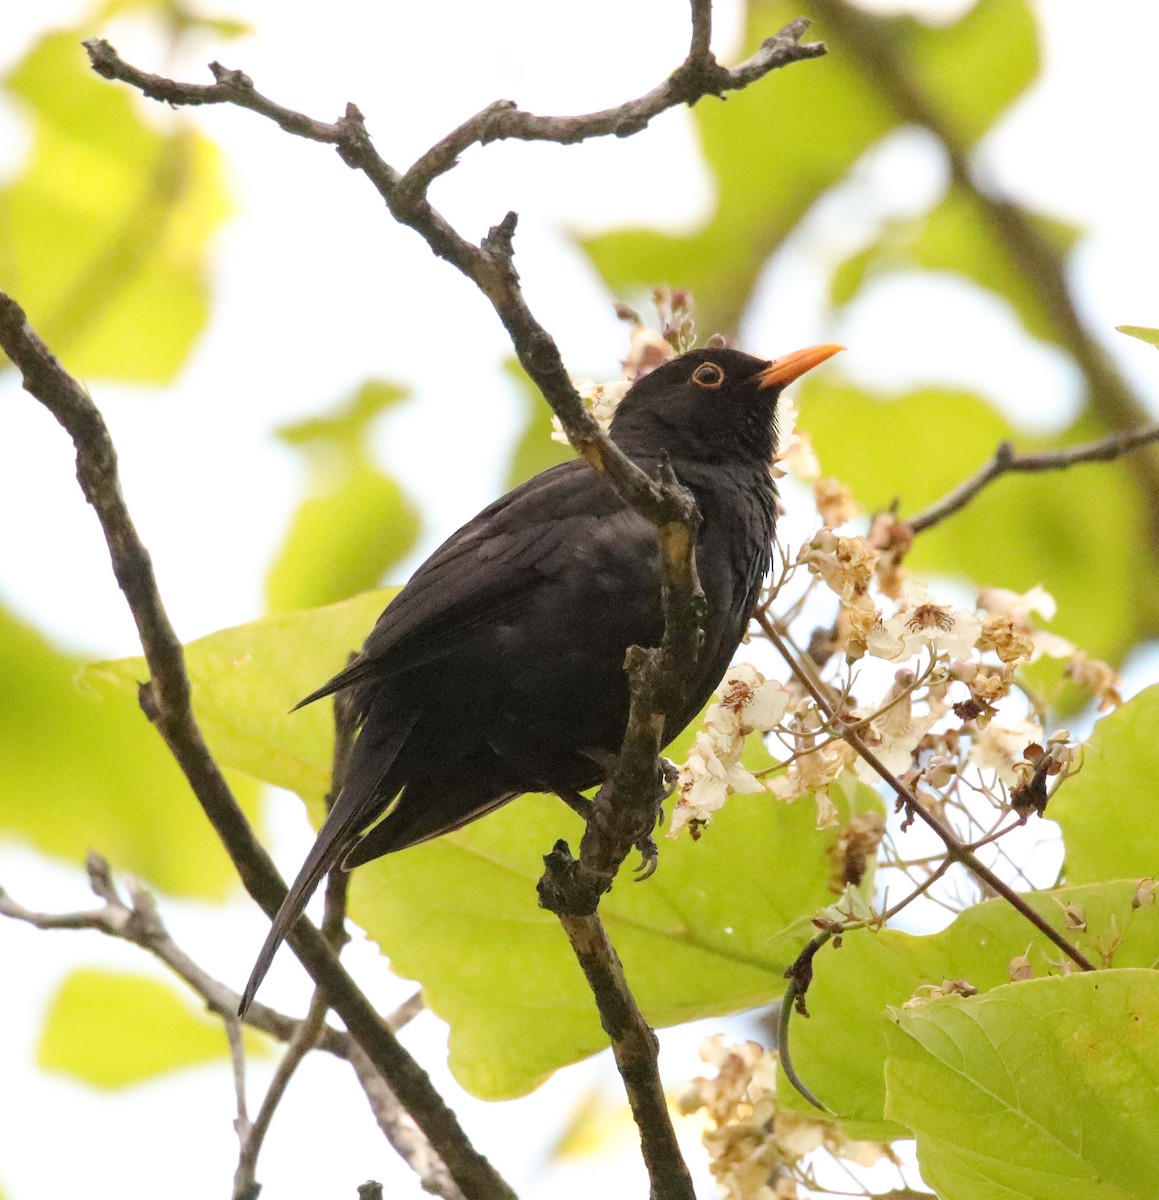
xmin=657 ymin=757 xmax=680 ymax=800
xmin=634 ymin=834 xmax=659 ymax=880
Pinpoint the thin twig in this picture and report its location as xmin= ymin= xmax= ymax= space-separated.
xmin=0 ymin=852 xmax=349 ymax=1055
xmin=907 ymin=424 xmax=1159 ymax=534
xmin=233 ymin=690 xmax=358 ymax=1200
xmin=0 ymin=291 xmax=516 ymax=1200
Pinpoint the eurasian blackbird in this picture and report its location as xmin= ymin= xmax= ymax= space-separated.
xmin=240 ymin=343 xmax=842 ymax=1013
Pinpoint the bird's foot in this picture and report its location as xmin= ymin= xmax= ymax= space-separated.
xmin=634 ymin=833 xmax=659 ymax=880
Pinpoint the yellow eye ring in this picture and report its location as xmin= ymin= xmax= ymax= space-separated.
xmin=691 ymin=362 xmax=725 ymax=389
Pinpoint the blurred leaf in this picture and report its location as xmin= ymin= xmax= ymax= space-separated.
xmin=0 ymin=605 xmax=257 ymax=898
xmin=98 ymin=0 xmax=252 ymax=38
xmin=1117 ymin=325 xmax=1159 ymax=349
xmin=799 ymin=382 xmax=1159 ymax=664
xmin=885 ymin=970 xmax=1159 ymax=1199
xmin=503 ymin=358 xmax=573 ymax=490
xmin=1050 ymin=685 xmax=1159 ymax=886
xmin=267 ymin=381 xmax=420 ymax=612
xmin=779 ymin=879 xmax=1159 ymax=1139
xmin=0 ymin=32 xmax=228 ymax=382
xmin=581 ymin=0 xmax=1038 ymax=335
xmin=86 ymin=590 xmax=396 ymax=802
xmin=350 ymin=770 xmax=882 ymax=1100
xmin=38 ymin=969 xmax=268 ymax=1088
xmin=831 ymin=186 xmax=1080 ymax=345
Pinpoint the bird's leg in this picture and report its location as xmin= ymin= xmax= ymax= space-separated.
xmin=552 ymin=784 xmax=593 ymax=821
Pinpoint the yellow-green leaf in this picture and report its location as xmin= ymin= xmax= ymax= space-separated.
xmin=1050 ymin=685 xmax=1159 ymax=886
xmin=780 ymin=880 xmax=1159 ymax=1139
xmin=85 ymin=591 xmax=397 ymax=802
xmin=0 ymin=604 xmax=257 ymax=899
xmin=38 ymin=969 xmax=269 ymax=1088
xmin=886 ymin=970 xmax=1159 ymax=1199
xmin=0 ymin=32 xmax=228 ymax=382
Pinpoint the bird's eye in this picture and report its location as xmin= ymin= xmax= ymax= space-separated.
xmin=691 ymin=362 xmax=725 ymax=389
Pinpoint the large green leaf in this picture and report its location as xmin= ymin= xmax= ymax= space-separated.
xmin=38 ymin=969 xmax=268 ymax=1088
xmin=1051 ymin=685 xmax=1159 ymax=886
xmin=350 ymin=768 xmax=881 ymax=1100
xmin=885 ymin=970 xmax=1159 ymax=1199
xmin=581 ymin=0 xmax=1038 ymax=335
xmin=267 ymin=382 xmax=421 ymax=613
xmin=799 ymin=382 xmax=1159 ymax=664
xmin=86 ymin=591 xmax=885 ymax=1098
xmin=0 ymin=33 xmax=227 ymax=383
xmin=780 ymin=880 xmax=1159 ymax=1139
xmin=0 ymin=605 xmax=256 ymax=898
xmin=86 ymin=590 xmax=397 ymax=802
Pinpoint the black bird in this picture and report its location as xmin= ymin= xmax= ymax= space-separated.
xmin=240 ymin=343 xmax=842 ymax=1013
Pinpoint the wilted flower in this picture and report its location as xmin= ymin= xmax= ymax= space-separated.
xmin=969 ymin=718 xmax=1045 ymax=783
xmin=550 ymin=378 xmax=630 ymax=445
xmin=670 ymin=730 xmax=765 ymax=837
xmin=1067 ymin=651 xmax=1123 ymax=711
xmin=772 ymin=394 xmax=821 ymax=481
xmin=800 ymin=529 xmax=878 ymax=602
xmin=813 ymin=476 xmax=859 ymax=527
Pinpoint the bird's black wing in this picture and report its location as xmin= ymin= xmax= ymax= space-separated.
xmin=297 ymin=458 xmax=658 ymax=708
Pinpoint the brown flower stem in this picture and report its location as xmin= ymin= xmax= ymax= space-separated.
xmin=778 ymin=931 xmax=833 ymax=1112
xmin=758 ymin=612 xmax=1096 ymax=972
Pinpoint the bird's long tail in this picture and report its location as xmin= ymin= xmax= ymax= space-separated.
xmin=238 ymin=708 xmax=417 ymax=1016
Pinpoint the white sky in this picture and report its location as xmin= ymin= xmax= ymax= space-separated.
xmin=2 ymin=1 xmax=1158 ymax=1197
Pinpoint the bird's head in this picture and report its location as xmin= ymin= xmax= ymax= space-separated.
xmin=609 ymin=344 xmax=843 ymax=466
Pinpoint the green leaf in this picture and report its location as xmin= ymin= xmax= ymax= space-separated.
xmin=581 ymin=0 xmax=1038 ymax=336
xmin=831 ymin=185 xmax=1080 ymax=345
xmin=85 ymin=592 xmax=884 ymax=1099
xmin=799 ymin=383 xmax=1159 ymax=664
xmin=885 ymin=970 xmax=1159 ymax=1199
xmin=1117 ymin=325 xmax=1159 ymax=349
xmin=38 ymin=969 xmax=269 ymax=1088
xmin=0 ymin=604 xmax=257 ymax=899
xmin=85 ymin=590 xmax=397 ymax=802
xmin=267 ymin=382 xmax=421 ymax=612
xmin=502 ymin=358 xmax=574 ymax=490
xmin=350 ymin=769 xmax=882 ymax=1100
xmin=0 ymin=32 xmax=228 ymax=382
xmin=780 ymin=880 xmax=1159 ymax=1139
xmin=1050 ymin=685 xmax=1159 ymax=886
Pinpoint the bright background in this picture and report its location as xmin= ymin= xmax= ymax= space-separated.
xmin=2 ymin=0 xmax=1157 ymax=1196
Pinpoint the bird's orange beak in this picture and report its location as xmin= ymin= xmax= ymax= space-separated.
xmin=756 ymin=343 xmax=845 ymax=389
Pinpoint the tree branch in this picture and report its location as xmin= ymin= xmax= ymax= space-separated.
xmin=0 ymin=851 xmax=346 ymax=1055
xmin=72 ymin=17 xmax=829 ymax=1197
xmin=0 ymin=291 xmax=515 ymax=1200
xmin=906 ymin=423 xmax=1159 ymax=534
xmin=557 ymin=913 xmax=695 ymax=1200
